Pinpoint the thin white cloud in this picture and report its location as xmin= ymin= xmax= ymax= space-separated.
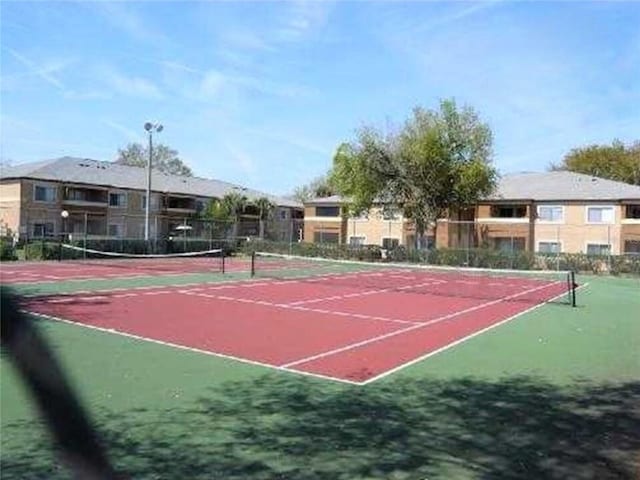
xmin=3 ymin=47 xmax=68 ymax=90
xmin=412 ymin=0 xmax=505 ymax=34
xmin=241 ymin=125 xmax=331 ymax=156
xmin=224 ymin=143 xmax=258 ymax=183
xmin=276 ymin=1 xmax=334 ymax=42
xmin=103 ymin=119 xmax=144 ymax=143
xmin=160 ymin=60 xmax=200 ymax=75
xmin=90 ymin=2 xmax=171 ymax=47
xmin=219 ymin=29 xmax=275 ymax=53
xmin=199 ymin=69 xmax=227 ymax=100
xmin=231 ymin=74 xmax=317 ymax=99
xmin=99 ymin=65 xmax=164 ymax=100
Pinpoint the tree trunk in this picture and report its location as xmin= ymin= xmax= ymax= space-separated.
xmin=259 ymin=219 xmax=265 ymax=239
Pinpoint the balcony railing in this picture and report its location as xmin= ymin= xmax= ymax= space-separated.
xmin=62 ymin=188 xmax=108 ymax=207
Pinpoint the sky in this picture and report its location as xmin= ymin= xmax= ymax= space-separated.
xmin=1 ymin=1 xmax=639 ymax=195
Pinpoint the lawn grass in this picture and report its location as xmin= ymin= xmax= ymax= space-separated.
xmin=1 ymin=274 xmax=638 ymax=479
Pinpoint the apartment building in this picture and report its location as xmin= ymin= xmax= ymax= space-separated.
xmin=0 ymin=157 xmax=301 ymax=240
xmin=303 ymin=171 xmax=640 ymax=255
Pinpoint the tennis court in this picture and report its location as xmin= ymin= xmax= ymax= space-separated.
xmin=0 ymin=247 xmax=228 ymax=284
xmin=18 ymin=250 xmax=576 ymax=384
xmin=4 ymin=248 xmax=640 ymax=480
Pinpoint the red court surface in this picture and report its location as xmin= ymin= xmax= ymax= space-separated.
xmin=0 ymin=256 xmax=253 ymax=284
xmin=23 ymin=273 xmax=569 ymax=384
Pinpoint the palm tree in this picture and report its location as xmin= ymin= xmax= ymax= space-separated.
xmin=220 ymin=192 xmax=248 ymax=239
xmin=253 ymin=197 xmax=276 ymax=239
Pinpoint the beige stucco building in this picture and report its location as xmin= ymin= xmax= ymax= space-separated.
xmin=303 ymin=172 xmax=640 ymax=255
xmin=0 ymin=157 xmax=302 ymax=241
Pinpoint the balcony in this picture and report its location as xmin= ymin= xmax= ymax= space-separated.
xmin=62 ymin=187 xmax=108 ymax=207
xmin=164 ymin=196 xmax=196 ymax=214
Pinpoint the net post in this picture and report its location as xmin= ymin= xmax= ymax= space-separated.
xmin=58 ymin=234 xmax=63 ymax=261
xmin=221 ymin=248 xmax=225 ymax=274
xmin=250 ymin=251 xmax=256 ymax=277
xmin=571 ymin=271 xmax=577 ymax=308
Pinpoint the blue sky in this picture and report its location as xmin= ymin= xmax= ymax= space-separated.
xmin=1 ymin=1 xmax=639 ymax=195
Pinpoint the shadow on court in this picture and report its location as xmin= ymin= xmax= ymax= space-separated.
xmin=2 ymin=374 xmax=639 ymax=479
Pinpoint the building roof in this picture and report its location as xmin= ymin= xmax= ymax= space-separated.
xmin=0 ymin=157 xmax=301 ymax=208
xmin=303 ymin=171 xmax=640 ymax=206
xmin=490 ymin=171 xmax=640 ymax=201
xmin=304 ymin=195 xmax=345 ymax=205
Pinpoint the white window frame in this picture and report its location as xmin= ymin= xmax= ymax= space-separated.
xmin=536 ymin=205 xmax=564 ymax=224
xmin=381 ymin=237 xmax=401 ymax=249
xmin=493 ymin=236 xmax=527 ymax=252
xmin=348 ymin=235 xmax=367 ymax=246
xmin=109 ymin=191 xmax=128 ymax=209
xmin=32 ymin=221 xmax=55 ymax=237
xmin=33 ymin=184 xmax=57 ymax=203
xmin=585 ymin=205 xmax=615 ymax=224
xmin=536 ymin=240 xmax=563 ymax=254
xmin=313 ymin=231 xmax=340 ymax=244
xmin=585 ymin=242 xmax=611 ymax=255
xmin=623 ymin=239 xmax=640 ymax=254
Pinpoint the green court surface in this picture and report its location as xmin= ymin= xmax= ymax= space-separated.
xmin=1 ymin=274 xmax=639 ymax=479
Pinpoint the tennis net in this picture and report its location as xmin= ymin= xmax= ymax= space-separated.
xmin=251 ymin=251 xmax=577 ymax=306
xmin=60 ymin=244 xmax=225 ymax=275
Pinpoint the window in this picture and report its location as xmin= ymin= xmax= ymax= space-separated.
xmin=586 ymin=243 xmax=611 ymax=255
xmin=108 ymin=224 xmax=123 ymax=237
xmin=625 ymin=205 xmax=640 ymax=219
xmin=537 ymin=206 xmax=563 ymax=222
xmin=141 ymin=195 xmax=159 ymax=211
xmin=34 ymin=185 xmax=56 ymax=202
xmin=586 ymin=206 xmax=614 ymax=224
xmin=407 ymin=235 xmax=435 ymax=249
xmin=493 ymin=237 xmax=526 ymax=251
xmin=32 ymin=222 xmax=54 ymax=238
xmin=280 ymin=209 xmax=288 ymax=220
xmin=538 ymin=241 xmax=561 ymax=253
xmin=624 ymin=240 xmax=640 ymax=254
xmin=491 ymin=205 xmax=527 ymax=218
xmin=315 ymin=206 xmax=340 ymax=217
xmin=349 ymin=236 xmax=365 ymax=246
xmin=313 ymin=231 xmax=339 ymax=244
xmin=382 ymin=238 xmax=400 ymax=249
xmin=109 ymin=192 xmax=127 ymax=208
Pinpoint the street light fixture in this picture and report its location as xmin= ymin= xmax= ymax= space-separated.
xmin=144 ymin=122 xmax=163 ymax=242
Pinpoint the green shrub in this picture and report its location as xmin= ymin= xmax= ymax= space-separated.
xmin=0 ymin=238 xmax=17 ymax=261
xmin=24 ymin=241 xmax=61 ymax=261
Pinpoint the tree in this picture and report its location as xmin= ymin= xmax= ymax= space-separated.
xmin=330 ymin=99 xmax=498 ymax=248
xmin=220 ymin=192 xmax=249 ymax=239
xmin=200 ymin=198 xmax=234 ymax=240
xmin=253 ymin=197 xmax=276 ymax=239
xmin=291 ymin=175 xmax=335 ymax=203
xmin=115 ymin=143 xmax=193 ymax=177
xmin=550 ymin=140 xmax=640 ymax=185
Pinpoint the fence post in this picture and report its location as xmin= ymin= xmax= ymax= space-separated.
xmin=289 ymin=219 xmax=294 ymax=255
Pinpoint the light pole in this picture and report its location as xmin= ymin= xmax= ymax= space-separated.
xmin=144 ymin=122 xmax=163 ymax=242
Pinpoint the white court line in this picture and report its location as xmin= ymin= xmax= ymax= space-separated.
xmin=358 ymin=282 xmax=589 ymax=384
xmin=284 ymin=280 xmax=442 ymax=306
xmin=24 ymin=310 xmax=361 ymax=386
xmin=181 ymin=290 xmax=419 ymax=326
xmin=22 ymin=282 xmax=585 ymax=387
xmin=281 ymin=281 xmax=565 ymax=369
